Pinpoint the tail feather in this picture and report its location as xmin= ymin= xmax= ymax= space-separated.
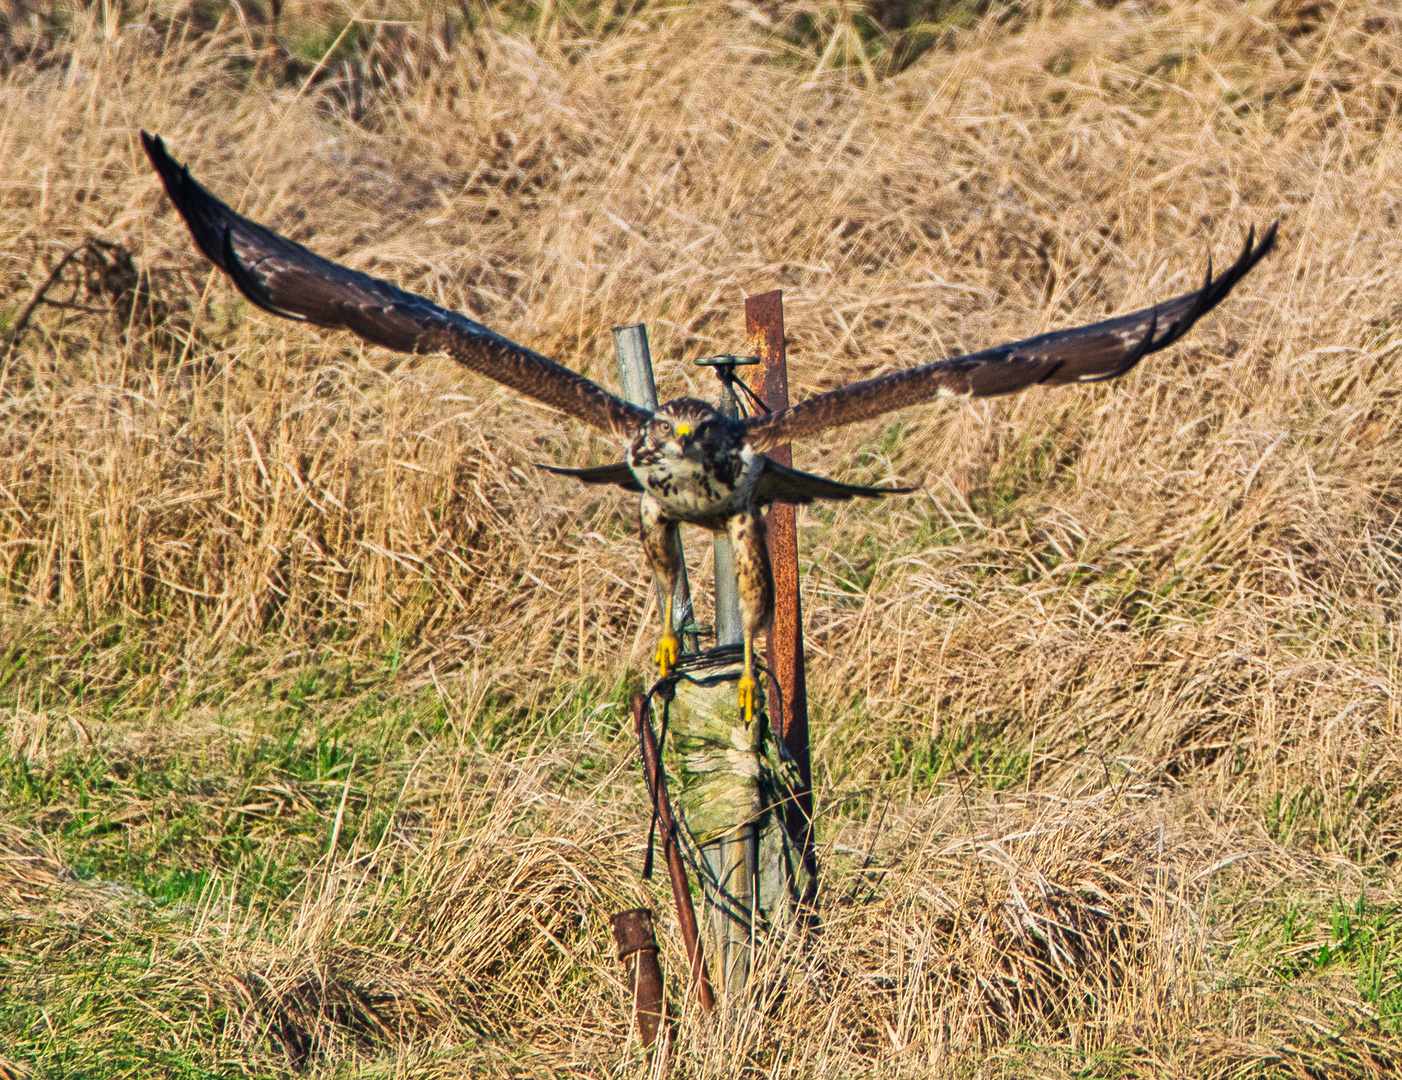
xmin=539 ymin=457 xmax=914 ymax=505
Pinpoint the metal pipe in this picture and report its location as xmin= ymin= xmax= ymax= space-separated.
xmin=711 ymin=537 xmax=743 ymax=646
xmin=611 ymin=907 xmax=665 ymax=1046
xmin=612 ymin=322 xmax=661 ymax=410
xmin=711 ymin=360 xmax=744 ymax=646
xmin=633 ymin=692 xmax=716 ymax=1013
xmin=613 ymin=324 xmax=698 ymax=653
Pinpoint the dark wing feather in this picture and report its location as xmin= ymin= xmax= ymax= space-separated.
xmin=538 ymin=455 xmax=911 ymax=503
xmin=143 ymin=132 xmax=649 ymax=439
xmin=536 ymin=461 xmax=643 ymax=492
xmin=756 ymin=459 xmax=915 ymax=505
xmin=742 ymin=223 xmax=1277 ymax=452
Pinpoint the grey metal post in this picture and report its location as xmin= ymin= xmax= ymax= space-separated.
xmin=711 ymin=380 xmax=744 ymax=648
xmin=612 ymin=325 xmax=698 ymax=654
xmin=613 ymin=323 xmax=661 ymax=411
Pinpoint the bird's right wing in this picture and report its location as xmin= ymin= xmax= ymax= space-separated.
xmin=536 ymin=461 xmax=643 ymax=492
xmin=143 ymin=132 xmax=650 ymax=440
xmin=742 ymin=223 xmax=1277 ymax=452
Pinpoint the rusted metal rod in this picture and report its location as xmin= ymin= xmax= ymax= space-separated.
xmin=632 ymin=692 xmax=716 ymax=1013
xmin=746 ymin=291 xmax=816 ymax=873
xmin=746 ymin=291 xmax=812 ymax=781
xmin=611 ymin=907 xmax=665 ymax=1047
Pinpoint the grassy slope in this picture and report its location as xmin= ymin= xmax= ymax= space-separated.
xmin=4 ymin=0 xmax=1402 ymax=1075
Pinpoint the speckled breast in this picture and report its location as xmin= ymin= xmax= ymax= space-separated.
xmin=629 ymin=447 xmax=763 ymax=526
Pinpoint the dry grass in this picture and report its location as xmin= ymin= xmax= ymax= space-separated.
xmin=4 ymin=0 xmax=1402 ymax=1074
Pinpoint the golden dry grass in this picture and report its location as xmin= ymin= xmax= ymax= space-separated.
xmin=5 ymin=0 xmax=1402 ymax=1075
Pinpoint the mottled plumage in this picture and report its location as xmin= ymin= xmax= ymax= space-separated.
xmin=143 ymin=131 xmax=1277 ymax=720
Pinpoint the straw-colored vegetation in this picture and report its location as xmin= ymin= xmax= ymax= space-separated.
xmin=2 ymin=0 xmax=1401 ymax=1074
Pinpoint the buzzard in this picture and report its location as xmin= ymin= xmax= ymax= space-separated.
xmin=142 ymin=132 xmax=1276 ymax=722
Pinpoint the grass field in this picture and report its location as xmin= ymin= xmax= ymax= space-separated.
xmin=3 ymin=0 xmax=1402 ymax=1074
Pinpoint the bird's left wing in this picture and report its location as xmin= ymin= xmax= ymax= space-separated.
xmin=742 ymin=223 xmax=1277 ymax=452
xmin=143 ymin=132 xmax=650 ymax=439
xmin=755 ymin=459 xmax=914 ymax=505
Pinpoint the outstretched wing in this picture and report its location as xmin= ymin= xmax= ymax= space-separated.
xmin=536 ymin=461 xmax=643 ymax=492
xmin=755 ymin=459 xmax=914 ymax=505
xmin=142 ymin=132 xmax=649 ymax=439
xmin=742 ymin=223 xmax=1277 ymax=452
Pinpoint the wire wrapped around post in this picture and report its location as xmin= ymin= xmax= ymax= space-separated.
xmin=633 ymin=692 xmax=717 ymax=1013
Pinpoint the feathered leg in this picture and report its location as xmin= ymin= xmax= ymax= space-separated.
xmin=727 ymin=509 xmax=774 ymax=724
xmin=640 ymin=494 xmax=683 ymax=677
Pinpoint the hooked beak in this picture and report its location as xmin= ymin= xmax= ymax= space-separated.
xmin=671 ymin=422 xmax=696 ymax=454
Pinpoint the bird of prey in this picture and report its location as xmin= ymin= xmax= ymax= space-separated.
xmin=142 ymin=132 xmax=1276 ymax=723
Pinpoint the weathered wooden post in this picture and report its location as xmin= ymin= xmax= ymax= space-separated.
xmin=693 ymin=352 xmax=758 ymax=998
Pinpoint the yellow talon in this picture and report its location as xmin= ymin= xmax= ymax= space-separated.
xmin=655 ymin=631 xmax=680 ymax=677
xmin=737 ymin=669 xmax=758 ymax=725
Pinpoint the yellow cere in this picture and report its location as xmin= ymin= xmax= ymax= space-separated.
xmin=675 ymin=423 xmax=692 ymax=436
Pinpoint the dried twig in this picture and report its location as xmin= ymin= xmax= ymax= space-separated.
xmin=4 ymin=242 xmax=90 ymax=352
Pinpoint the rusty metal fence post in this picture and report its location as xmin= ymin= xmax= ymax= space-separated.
xmin=746 ymin=291 xmax=817 ymax=898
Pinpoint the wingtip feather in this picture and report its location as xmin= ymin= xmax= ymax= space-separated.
xmin=141 ymin=131 xmax=184 ymax=197
xmin=1160 ymin=220 xmax=1277 ymax=352
xmin=142 ymin=134 xmax=229 ymax=268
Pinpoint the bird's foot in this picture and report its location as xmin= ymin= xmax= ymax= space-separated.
xmin=655 ymin=632 xmax=680 ymax=677
xmin=737 ymin=669 xmax=758 ymax=725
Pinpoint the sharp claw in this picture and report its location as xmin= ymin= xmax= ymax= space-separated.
xmin=655 ymin=632 xmax=680 ymax=677
xmin=737 ymin=671 xmax=758 ymax=725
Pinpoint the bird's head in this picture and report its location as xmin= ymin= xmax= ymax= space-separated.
xmin=645 ymin=399 xmax=723 ymax=459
